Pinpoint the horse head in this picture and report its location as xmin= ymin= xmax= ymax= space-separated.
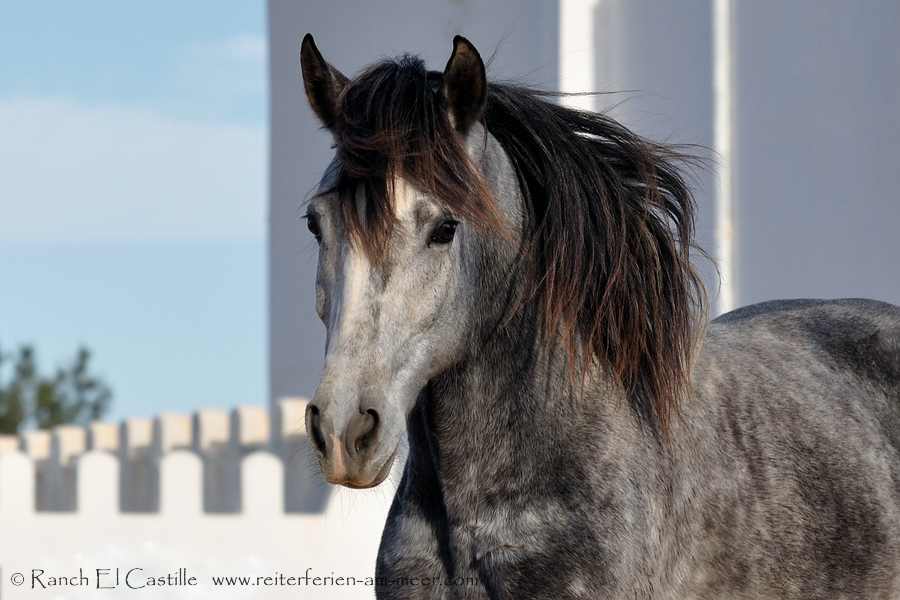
xmin=299 ymin=35 xmax=520 ymax=488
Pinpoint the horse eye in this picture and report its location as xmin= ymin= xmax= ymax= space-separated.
xmin=431 ymin=221 xmax=458 ymax=244
xmin=306 ymin=215 xmax=321 ymax=241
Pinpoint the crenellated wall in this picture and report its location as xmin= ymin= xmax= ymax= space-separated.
xmin=0 ymin=399 xmax=397 ymax=599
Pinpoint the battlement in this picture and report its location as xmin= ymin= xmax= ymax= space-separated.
xmin=1 ymin=399 xmax=332 ymax=514
xmin=0 ymin=399 xmax=395 ymax=599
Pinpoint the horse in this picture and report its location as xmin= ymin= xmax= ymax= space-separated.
xmin=298 ymin=34 xmax=900 ymax=599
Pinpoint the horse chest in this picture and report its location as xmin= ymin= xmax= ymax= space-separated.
xmin=388 ymin=469 xmax=630 ymax=598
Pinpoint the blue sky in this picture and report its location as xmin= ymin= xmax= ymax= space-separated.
xmin=0 ymin=1 xmax=268 ymax=422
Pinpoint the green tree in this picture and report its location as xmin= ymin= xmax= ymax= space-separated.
xmin=0 ymin=348 xmax=27 ymax=434
xmin=0 ymin=345 xmax=112 ymax=434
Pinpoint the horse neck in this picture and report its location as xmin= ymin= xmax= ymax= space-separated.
xmin=409 ymin=294 xmax=641 ymax=506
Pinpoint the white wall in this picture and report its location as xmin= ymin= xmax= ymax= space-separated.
xmin=731 ymin=1 xmax=900 ymax=306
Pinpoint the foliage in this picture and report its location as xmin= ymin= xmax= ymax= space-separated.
xmin=0 ymin=345 xmax=112 ymax=435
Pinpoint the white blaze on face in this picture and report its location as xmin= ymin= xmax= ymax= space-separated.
xmin=335 ymin=177 xmax=418 ymax=325
xmin=336 ymin=241 xmax=373 ymax=336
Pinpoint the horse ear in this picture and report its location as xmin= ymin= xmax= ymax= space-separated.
xmin=442 ymin=36 xmax=487 ymax=133
xmin=300 ymin=34 xmax=348 ymax=130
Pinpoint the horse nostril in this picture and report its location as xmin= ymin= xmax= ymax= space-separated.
xmin=348 ymin=408 xmax=380 ymax=457
xmin=306 ymin=403 xmax=327 ymax=456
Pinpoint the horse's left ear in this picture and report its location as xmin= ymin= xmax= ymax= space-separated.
xmin=300 ymin=33 xmax=349 ymax=130
xmin=443 ymin=36 xmax=487 ymax=133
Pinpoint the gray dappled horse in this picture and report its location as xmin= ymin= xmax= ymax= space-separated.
xmin=298 ymin=34 xmax=900 ymax=599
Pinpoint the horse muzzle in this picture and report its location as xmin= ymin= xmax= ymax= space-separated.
xmin=305 ymin=402 xmax=395 ymax=488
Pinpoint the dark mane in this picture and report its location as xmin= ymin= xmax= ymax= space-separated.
xmin=484 ymin=84 xmax=707 ymax=433
xmin=325 ymin=56 xmax=706 ymax=433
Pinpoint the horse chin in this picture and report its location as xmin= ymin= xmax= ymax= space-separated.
xmin=328 ymin=450 xmax=397 ymax=489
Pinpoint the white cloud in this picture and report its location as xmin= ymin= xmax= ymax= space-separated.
xmin=194 ymin=34 xmax=267 ymax=62
xmin=155 ymin=34 xmax=268 ymax=124
xmin=0 ymin=96 xmax=266 ymax=243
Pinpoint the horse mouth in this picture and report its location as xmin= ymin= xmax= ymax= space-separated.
xmin=325 ymin=450 xmax=397 ymax=489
